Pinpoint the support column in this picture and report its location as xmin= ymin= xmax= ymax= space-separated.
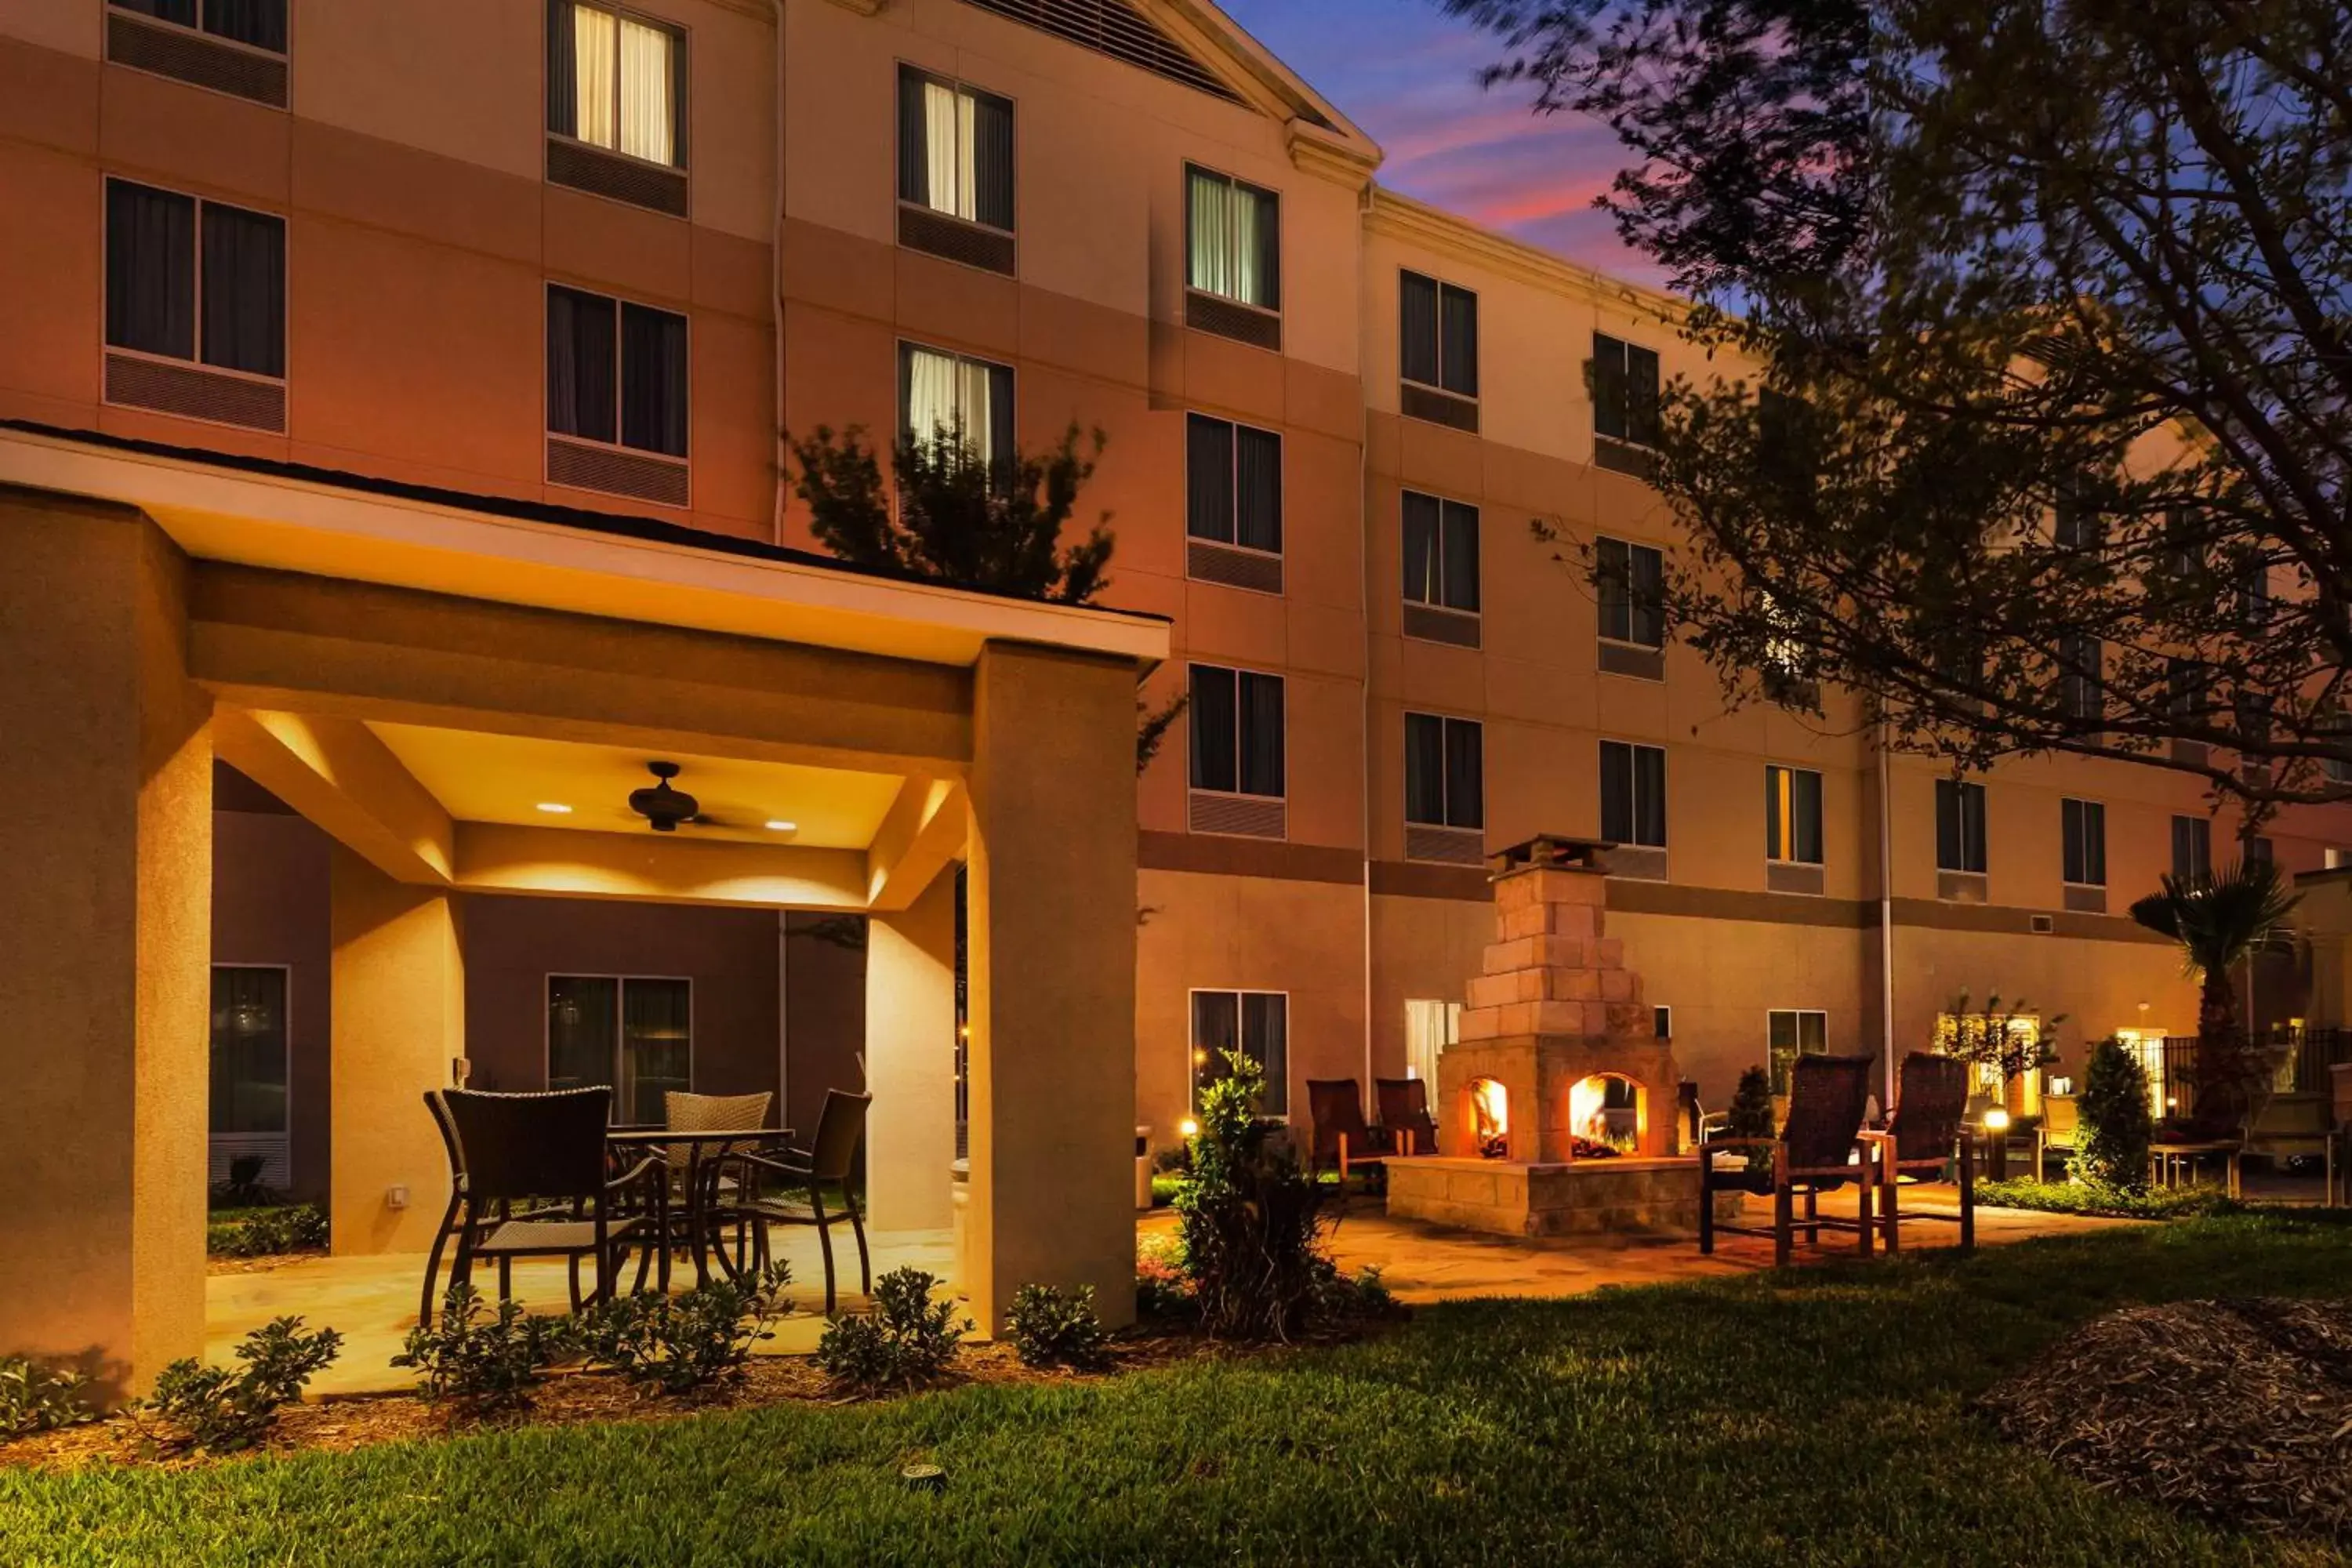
xmin=866 ymin=871 xmax=959 ymax=1233
xmin=964 ymin=641 xmax=1138 ymax=1331
xmin=0 ymin=493 xmax=211 ymax=1399
xmin=329 ymin=849 xmax=460 ymax=1254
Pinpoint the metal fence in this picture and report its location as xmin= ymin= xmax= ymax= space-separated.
xmin=2132 ymin=1027 xmax=2352 ymax=1118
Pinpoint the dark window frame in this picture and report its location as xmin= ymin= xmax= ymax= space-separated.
xmin=1404 ymin=712 xmax=1484 ymax=831
xmin=1765 ymin=764 xmax=1824 ymax=866
xmin=546 ymin=0 xmax=691 ymax=172
xmin=1400 ymin=490 xmax=1479 ymax=615
xmin=1766 ymin=1007 xmax=1828 ymax=1096
xmin=1595 ymin=535 xmax=1665 ymax=648
xmin=1399 ymin=269 xmax=1479 ymax=399
xmin=1936 ymin=778 xmax=1988 ymax=874
xmin=1185 ymin=412 xmax=1283 ymax=556
xmin=2172 ymin=815 xmax=2213 ymax=884
xmin=895 ymin=63 xmax=1017 ymax=236
xmin=545 ymin=972 xmax=693 ymax=1124
xmin=546 ymin=281 xmax=691 ymax=459
xmin=1188 ymin=662 xmax=1287 ymax=800
xmin=111 ymin=0 xmax=288 ymax=54
xmin=1190 ymin=987 xmax=1290 ymax=1117
xmin=104 ymin=176 xmax=287 ymax=383
xmin=1599 ymin=739 xmax=1668 ymax=848
xmin=1592 ymin=332 xmax=1661 ymax=448
xmin=2061 ymin=797 xmax=2107 ymax=887
xmin=1183 ymin=162 xmax=1280 ymax=314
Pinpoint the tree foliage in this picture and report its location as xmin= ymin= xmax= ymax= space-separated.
xmin=1450 ymin=0 xmax=2352 ymax=813
xmin=2075 ymin=1036 xmax=2154 ymax=1190
xmin=1933 ymin=990 xmax=2062 ymax=1096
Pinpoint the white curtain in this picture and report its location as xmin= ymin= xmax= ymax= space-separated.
xmin=572 ymin=7 xmax=617 ymax=151
xmin=957 ymin=356 xmax=994 ymax=463
xmin=1403 ymin=1000 xmax=1458 ymax=1090
xmin=906 ymin=347 xmax=961 ymax=454
xmin=1230 ymin=186 xmax=1261 ymax=305
xmin=922 ymin=82 xmax=975 ymax=220
xmin=617 ymin=16 xmax=674 ymax=166
xmin=1188 ymin=171 xmax=1231 ymax=297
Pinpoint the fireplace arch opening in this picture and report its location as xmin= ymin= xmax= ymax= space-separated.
xmin=1566 ymin=1072 xmax=1644 ymax=1158
xmin=1467 ymin=1076 xmax=1509 ymax=1160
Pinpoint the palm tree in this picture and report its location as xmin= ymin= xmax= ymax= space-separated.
xmin=2128 ymin=858 xmax=2301 ymax=1131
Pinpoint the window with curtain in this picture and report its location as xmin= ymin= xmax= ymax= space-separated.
xmin=2172 ymin=815 xmax=2212 ymax=883
xmin=1936 ymin=779 xmax=1987 ymax=873
xmin=547 ymin=1 xmax=685 ymax=169
xmin=1399 ymin=270 xmax=1478 ymax=397
xmin=1765 ymin=764 xmax=1823 ymax=865
xmin=1405 ymin=713 xmax=1483 ymax=831
xmin=900 ymin=343 xmax=1015 ymax=468
xmin=1189 ymin=664 xmax=1285 ymax=799
xmin=1595 ymin=535 xmax=1664 ymax=647
xmin=1766 ymin=1008 xmax=1828 ymax=1095
xmin=546 ymin=285 xmax=688 ymax=456
xmin=1599 ymin=740 xmax=1667 ymax=848
xmin=1185 ymin=414 xmax=1281 ymax=554
xmin=2056 ymin=633 xmax=2103 ymax=722
xmin=114 ymin=0 xmax=288 ymax=52
xmin=897 ymin=67 xmax=1014 ymax=231
xmin=1403 ymin=998 xmax=1459 ymax=1091
xmin=548 ymin=975 xmax=691 ymax=1123
xmin=1185 ymin=165 xmax=1279 ymax=311
xmin=2062 ymin=797 xmax=2107 ymax=887
xmin=1592 ymin=332 xmax=1661 ymax=447
xmin=106 ymin=180 xmax=284 ymax=379
xmin=209 ymin=966 xmax=288 ymax=1136
xmin=1192 ymin=989 xmax=1288 ymax=1116
xmin=1401 ymin=492 xmax=1479 ymax=614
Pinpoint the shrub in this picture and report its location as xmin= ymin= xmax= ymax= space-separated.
xmin=1134 ymin=1238 xmax=1193 ymax=1321
xmin=1976 ymin=1177 xmax=2238 ymax=1220
xmin=1312 ymin=1261 xmax=1397 ymax=1323
xmin=211 ymin=1155 xmax=278 ymax=1209
xmin=1725 ymin=1065 xmax=1776 ymax=1139
xmin=1 ymin=1356 xmax=93 ymax=1439
xmin=815 ymin=1269 xmax=970 ymax=1394
xmin=577 ymin=1264 xmax=793 ymax=1396
xmin=2078 ymin=1036 xmax=2155 ymax=1190
xmin=392 ymin=1284 xmax=575 ymax=1414
xmin=1175 ymin=1051 xmax=1333 ymax=1341
xmin=144 ymin=1317 xmax=341 ymax=1453
xmin=1004 ymin=1284 xmax=1113 ymax=1371
xmin=208 ymin=1203 xmax=330 ymax=1258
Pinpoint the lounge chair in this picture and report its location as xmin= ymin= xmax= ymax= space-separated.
xmin=1305 ymin=1078 xmax=1386 ymax=1190
xmin=1697 ymin=1054 xmax=1875 ymax=1265
xmin=1860 ymin=1052 xmax=1974 ymax=1254
xmin=1374 ymin=1076 xmax=1439 ymax=1156
xmin=729 ymin=1089 xmax=873 ymax=1315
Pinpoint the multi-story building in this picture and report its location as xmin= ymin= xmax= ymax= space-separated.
xmin=3 ymin=0 xmax=2346 ymax=1249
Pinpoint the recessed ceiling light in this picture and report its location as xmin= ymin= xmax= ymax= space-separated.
xmin=764 ymin=819 xmax=798 ymax=833
xmin=535 ymin=802 xmax=574 ymax=815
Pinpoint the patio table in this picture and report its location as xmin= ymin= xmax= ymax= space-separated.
xmin=605 ymin=1126 xmax=793 ymax=1290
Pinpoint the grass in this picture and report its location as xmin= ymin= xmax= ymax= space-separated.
xmin=1978 ymin=1177 xmax=2245 ymax=1220
xmin=7 ymin=1215 xmax=2351 ymax=1566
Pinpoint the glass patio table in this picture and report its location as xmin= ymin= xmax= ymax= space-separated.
xmin=604 ymin=1125 xmax=794 ymax=1290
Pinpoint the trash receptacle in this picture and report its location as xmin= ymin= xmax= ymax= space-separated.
xmin=1135 ymin=1126 xmax=1153 ymax=1210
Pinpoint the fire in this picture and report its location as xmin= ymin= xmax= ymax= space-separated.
xmin=1470 ymin=1077 xmax=1509 ymax=1158
xmin=1569 ymin=1074 xmax=1610 ymax=1142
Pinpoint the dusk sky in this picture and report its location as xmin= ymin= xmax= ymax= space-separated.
xmin=1218 ymin=0 xmax=1660 ymax=284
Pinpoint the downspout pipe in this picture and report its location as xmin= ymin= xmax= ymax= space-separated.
xmin=1358 ymin=182 xmax=1376 ymax=1092
xmin=1877 ymin=716 xmax=1897 ymax=1103
xmin=769 ymin=0 xmax=788 ymax=545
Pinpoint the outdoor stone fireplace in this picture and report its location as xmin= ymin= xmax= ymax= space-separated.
xmin=1387 ymin=834 xmax=1737 ymax=1237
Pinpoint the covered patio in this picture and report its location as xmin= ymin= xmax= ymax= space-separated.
xmin=0 ymin=425 xmax=1165 ymax=1402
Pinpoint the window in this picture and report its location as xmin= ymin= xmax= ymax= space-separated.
xmin=2062 ymin=798 xmax=2107 ymax=887
xmin=1767 ymin=1008 xmax=1828 ymax=1096
xmin=105 ymin=180 xmax=284 ymax=379
xmin=1402 ymin=492 xmax=1479 ymax=614
xmin=897 ymin=67 xmax=1014 ymax=232
xmin=1936 ymin=779 xmax=1987 ymax=873
xmin=547 ymin=2 xmax=684 ymax=169
xmin=1766 ymin=764 xmax=1824 ymax=865
xmin=2053 ymin=482 xmax=2103 ymax=552
xmin=2245 ymin=834 xmax=2274 ymax=866
xmin=114 ymin=0 xmax=286 ymax=51
xmin=2241 ymin=560 xmax=2271 ymax=626
xmin=1185 ymin=165 xmax=1279 ymax=311
xmin=1403 ymin=998 xmax=1459 ymax=1090
xmin=899 ymin=343 xmax=1014 ymax=467
xmin=1653 ymin=1005 xmax=1671 ymax=1040
xmin=210 ymin=966 xmax=288 ymax=1138
xmin=546 ymin=285 xmax=688 ymax=457
xmin=547 ymin=975 xmax=691 ymax=1123
xmin=2167 ymin=659 xmax=2208 ymax=727
xmin=2057 ymin=633 xmax=2102 ymax=723
xmin=1592 ymin=332 xmax=1661 ymax=448
xmin=1405 ymin=713 xmax=1483 ymax=830
xmin=2172 ymin=815 xmax=2212 ymax=883
xmin=1399 ymin=270 xmax=1478 ymax=397
xmin=1192 ymin=989 xmax=1288 ymax=1116
xmin=1186 ymin=415 xmax=1281 ymax=554
xmin=1596 ymin=536 xmax=1664 ymax=648
xmin=1189 ymin=665 xmax=1284 ymax=799
xmin=1600 ymin=741 xmax=1667 ymax=848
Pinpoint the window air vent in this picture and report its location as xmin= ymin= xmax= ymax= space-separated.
xmin=1187 ymin=539 xmax=1283 ymax=595
xmin=897 ymin=205 xmax=1017 ymax=276
xmin=1938 ymin=870 xmax=1989 ymax=904
xmin=1189 ymin=790 xmax=1286 ymax=840
xmin=1603 ymin=844 xmax=1668 ymax=882
xmin=1401 ymin=382 xmax=1479 ymax=433
xmin=105 ymin=351 xmax=285 ymax=434
xmin=1403 ymin=603 xmax=1480 ymax=648
xmin=959 ymin=0 xmax=1244 ymax=104
xmin=546 ymin=138 xmax=690 ymax=218
xmin=1185 ymin=291 xmax=1282 ymax=351
xmin=1406 ymin=824 xmax=1485 ymax=866
xmin=546 ymin=436 xmax=690 ymax=508
xmin=1593 ymin=435 xmax=1655 ymax=481
xmin=1598 ymin=641 xmax=1665 ymax=681
xmin=2031 ymin=912 xmax=2060 ymax=933
xmin=107 ymin=10 xmax=288 ymax=107
xmin=207 ymin=1132 xmax=291 ymax=1192
xmin=2060 ymin=887 xmax=2104 ymax=914
xmin=1766 ymin=861 xmax=1825 ymax=896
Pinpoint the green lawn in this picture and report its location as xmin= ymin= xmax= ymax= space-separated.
xmin=8 ymin=1215 xmax=2350 ymax=1566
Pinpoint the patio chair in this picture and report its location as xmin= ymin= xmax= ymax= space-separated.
xmin=663 ymin=1090 xmax=773 ymax=1277
xmin=1858 ymin=1052 xmax=1975 ymax=1255
xmin=1697 ymin=1054 xmax=1876 ymax=1265
xmin=1374 ymin=1076 xmax=1439 ymax=1156
xmin=418 ymin=1087 xmax=662 ymax=1329
xmin=730 ymin=1089 xmax=873 ymax=1315
xmin=1306 ymin=1078 xmax=1386 ymax=1190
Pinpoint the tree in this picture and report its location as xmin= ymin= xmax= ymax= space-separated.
xmin=1447 ymin=0 xmax=2352 ymax=813
xmin=1934 ymin=990 xmax=2062 ymax=1109
xmin=1725 ymin=1065 xmax=1776 ymax=1138
xmin=2074 ymin=1036 xmax=2154 ymax=1190
xmin=2127 ymin=857 xmax=2300 ymax=1132
xmin=788 ymin=422 xmax=1184 ymax=772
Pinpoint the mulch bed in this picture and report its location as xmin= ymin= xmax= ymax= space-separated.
xmin=1980 ymin=1297 xmax=2352 ymax=1543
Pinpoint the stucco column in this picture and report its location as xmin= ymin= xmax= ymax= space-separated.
xmin=329 ymin=849 xmax=460 ymax=1254
xmin=0 ymin=493 xmax=211 ymax=1399
xmin=865 ymin=871 xmax=959 ymax=1233
xmin=964 ymin=641 xmax=1138 ymax=1331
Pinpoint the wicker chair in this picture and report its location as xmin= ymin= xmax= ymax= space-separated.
xmin=1306 ymin=1078 xmax=1386 ymax=1189
xmin=418 ymin=1087 xmax=662 ymax=1328
xmin=1374 ymin=1076 xmax=1439 ymax=1156
xmin=1859 ymin=1052 xmax=1976 ymax=1254
xmin=729 ymin=1089 xmax=873 ymax=1315
xmin=663 ymin=1090 xmax=773 ymax=1278
xmin=1698 ymin=1054 xmax=1876 ymax=1265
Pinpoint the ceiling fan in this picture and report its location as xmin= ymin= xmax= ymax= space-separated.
xmin=626 ymin=760 xmax=743 ymax=833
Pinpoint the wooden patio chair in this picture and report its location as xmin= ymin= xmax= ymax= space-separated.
xmin=1859 ymin=1052 xmax=1975 ymax=1255
xmin=1306 ymin=1078 xmax=1386 ymax=1190
xmin=419 ymin=1086 xmax=662 ymax=1328
xmin=1374 ymin=1076 xmax=1439 ymax=1156
xmin=730 ymin=1089 xmax=873 ymax=1315
xmin=1697 ymin=1054 xmax=1876 ymax=1265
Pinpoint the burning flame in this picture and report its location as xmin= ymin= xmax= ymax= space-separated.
xmin=1569 ymin=1075 xmax=1611 ymax=1142
xmin=1470 ymin=1077 xmax=1508 ymax=1149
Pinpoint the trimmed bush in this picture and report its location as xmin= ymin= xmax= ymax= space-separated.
xmin=1726 ymin=1065 xmax=1776 ymax=1138
xmin=1004 ymin=1284 xmax=1113 ymax=1371
xmin=577 ymin=1265 xmax=793 ymax=1396
xmin=814 ymin=1269 xmax=970 ymax=1394
xmin=1 ymin=1356 xmax=93 ymax=1439
xmin=2078 ymin=1036 xmax=2155 ymax=1190
xmin=1175 ymin=1051 xmax=1331 ymax=1341
xmin=1976 ymin=1178 xmax=2238 ymax=1220
xmin=145 ymin=1317 xmax=341 ymax=1453
xmin=208 ymin=1204 xmax=330 ymax=1258
xmin=392 ymin=1285 xmax=575 ymax=1414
